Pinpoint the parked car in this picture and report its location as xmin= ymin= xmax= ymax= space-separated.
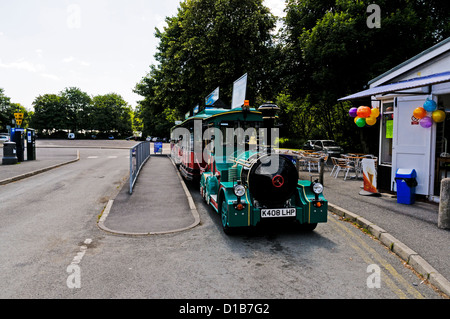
xmin=0 ymin=134 xmax=10 ymax=143
xmin=313 ymin=140 xmax=344 ymax=158
xmin=301 ymin=140 xmax=316 ymax=150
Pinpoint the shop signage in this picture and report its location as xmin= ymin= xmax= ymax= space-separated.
xmin=362 ymin=158 xmax=378 ymax=194
xmin=386 ymin=120 xmax=393 ymax=138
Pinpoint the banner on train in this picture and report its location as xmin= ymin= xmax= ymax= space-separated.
xmin=205 ymin=87 xmax=219 ymax=106
xmin=231 ymin=73 xmax=247 ymax=109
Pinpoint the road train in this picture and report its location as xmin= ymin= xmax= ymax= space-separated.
xmin=170 ymin=102 xmax=327 ymax=234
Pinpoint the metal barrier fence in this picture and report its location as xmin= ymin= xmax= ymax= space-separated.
xmin=129 ymin=141 xmax=151 ymax=194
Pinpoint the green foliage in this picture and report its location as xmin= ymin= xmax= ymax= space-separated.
xmin=60 ymin=87 xmax=92 ymax=132
xmin=30 ymin=88 xmax=132 ymax=137
xmin=277 ymin=0 xmax=450 ymax=151
xmin=31 ymin=94 xmax=68 ymax=132
xmin=136 ymin=0 xmax=450 ymax=147
xmin=0 ymin=89 xmax=33 ymax=131
xmin=92 ymin=93 xmax=133 ymax=136
xmin=135 ymin=0 xmax=277 ymax=137
xmin=0 ymin=88 xmax=12 ymax=131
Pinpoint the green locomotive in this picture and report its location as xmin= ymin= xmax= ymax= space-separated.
xmin=170 ymin=103 xmax=327 ymax=234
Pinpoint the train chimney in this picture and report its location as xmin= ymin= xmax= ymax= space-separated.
xmin=258 ymin=103 xmax=280 ymax=153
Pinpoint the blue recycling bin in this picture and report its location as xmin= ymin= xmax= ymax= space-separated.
xmin=395 ymin=168 xmax=418 ymax=204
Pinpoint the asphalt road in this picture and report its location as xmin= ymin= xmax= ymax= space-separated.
xmin=0 ymin=141 xmax=446 ymax=301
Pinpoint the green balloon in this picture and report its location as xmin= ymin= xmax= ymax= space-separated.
xmin=356 ymin=117 xmax=366 ymax=127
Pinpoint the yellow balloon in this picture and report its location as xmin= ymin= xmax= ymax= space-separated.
xmin=432 ymin=110 xmax=446 ymax=123
xmin=354 ymin=116 xmax=361 ymax=124
xmin=370 ymin=107 xmax=380 ymax=118
xmin=366 ymin=116 xmax=377 ymax=126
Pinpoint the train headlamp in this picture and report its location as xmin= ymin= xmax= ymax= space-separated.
xmin=312 ymin=181 xmax=324 ymax=194
xmin=234 ymin=184 xmax=246 ymax=197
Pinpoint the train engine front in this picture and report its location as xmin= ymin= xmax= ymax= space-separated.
xmin=214 ymin=103 xmax=328 ymax=233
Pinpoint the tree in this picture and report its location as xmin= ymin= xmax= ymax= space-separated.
xmin=278 ymin=0 xmax=450 ymax=151
xmin=92 ymin=93 xmax=132 ymax=136
xmin=60 ymin=87 xmax=92 ymax=132
xmin=0 ymin=88 xmax=12 ymax=131
xmin=1 ymin=89 xmax=32 ymax=130
xmin=31 ymin=94 xmax=69 ymax=133
xmin=135 ymin=0 xmax=277 ymax=137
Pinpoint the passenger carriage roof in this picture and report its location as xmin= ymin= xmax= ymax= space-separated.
xmin=171 ymin=107 xmax=262 ymax=129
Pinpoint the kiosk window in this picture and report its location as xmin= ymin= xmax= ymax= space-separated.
xmin=380 ymin=101 xmax=393 ymax=165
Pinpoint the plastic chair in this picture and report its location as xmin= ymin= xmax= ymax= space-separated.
xmin=334 ymin=158 xmax=355 ymax=180
xmin=330 ymin=157 xmax=339 ymax=176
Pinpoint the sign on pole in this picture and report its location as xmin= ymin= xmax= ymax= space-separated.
xmin=231 ymin=73 xmax=248 ymax=109
xmin=14 ymin=113 xmax=24 ymax=120
xmin=14 ymin=113 xmax=24 ymax=127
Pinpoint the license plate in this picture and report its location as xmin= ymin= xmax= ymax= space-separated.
xmin=261 ymin=208 xmax=296 ymax=218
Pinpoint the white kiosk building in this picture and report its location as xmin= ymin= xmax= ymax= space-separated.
xmin=340 ymin=37 xmax=450 ymax=201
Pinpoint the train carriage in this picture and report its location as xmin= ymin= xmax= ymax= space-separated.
xmin=171 ymin=103 xmax=327 ymax=234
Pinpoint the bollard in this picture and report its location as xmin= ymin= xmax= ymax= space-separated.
xmin=438 ymin=178 xmax=450 ymax=229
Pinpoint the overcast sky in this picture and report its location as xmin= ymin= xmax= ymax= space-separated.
xmin=0 ymin=0 xmax=286 ymax=110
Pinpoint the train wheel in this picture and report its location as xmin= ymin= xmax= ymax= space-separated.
xmin=221 ymin=198 xmax=232 ymax=234
xmin=200 ymin=185 xmax=206 ymax=202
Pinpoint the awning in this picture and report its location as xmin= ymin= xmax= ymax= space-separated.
xmin=338 ymin=71 xmax=450 ymax=101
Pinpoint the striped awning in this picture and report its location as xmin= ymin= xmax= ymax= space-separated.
xmin=339 ymin=71 xmax=450 ymax=101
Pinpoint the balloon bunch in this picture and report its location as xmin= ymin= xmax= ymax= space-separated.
xmin=412 ymin=99 xmax=445 ymax=128
xmin=349 ymin=106 xmax=380 ymax=127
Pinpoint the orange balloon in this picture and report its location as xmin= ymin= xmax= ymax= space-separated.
xmin=357 ymin=106 xmax=371 ymax=118
xmin=413 ymin=107 xmax=427 ymax=119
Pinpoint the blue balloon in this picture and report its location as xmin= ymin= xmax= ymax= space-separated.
xmin=423 ymin=100 xmax=437 ymax=112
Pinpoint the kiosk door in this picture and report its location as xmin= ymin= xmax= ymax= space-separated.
xmin=391 ymin=95 xmax=434 ymax=195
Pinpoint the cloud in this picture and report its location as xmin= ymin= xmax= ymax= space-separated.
xmin=79 ymin=60 xmax=90 ymax=67
xmin=62 ymin=56 xmax=75 ymax=63
xmin=62 ymin=56 xmax=90 ymax=67
xmin=264 ymin=0 xmax=286 ymax=17
xmin=153 ymin=14 xmax=167 ymax=32
xmin=40 ymin=73 xmax=61 ymax=81
xmin=0 ymin=59 xmax=45 ymax=73
xmin=36 ymin=49 xmax=44 ymax=58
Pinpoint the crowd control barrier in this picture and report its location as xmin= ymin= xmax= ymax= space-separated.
xmin=129 ymin=141 xmax=151 ymax=194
